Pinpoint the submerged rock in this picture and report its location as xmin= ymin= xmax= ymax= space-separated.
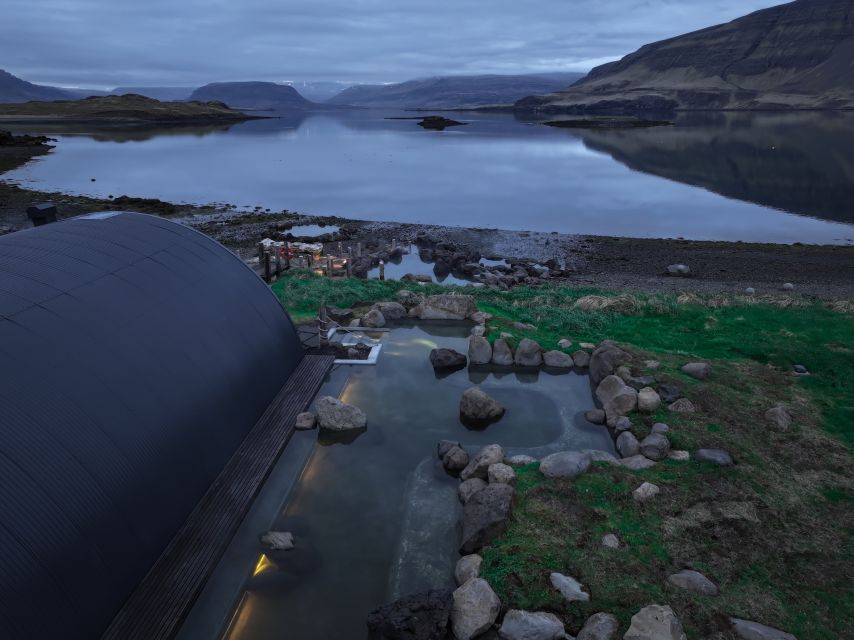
xmin=498 ymin=609 xmax=565 ymax=640
xmin=460 ymin=387 xmax=506 ymax=426
xmin=460 ymin=484 xmax=514 ymax=553
xmin=451 ymin=578 xmax=501 ymax=640
xmin=366 ymin=588 xmax=453 ymax=640
xmin=315 ymin=396 xmax=367 ymax=431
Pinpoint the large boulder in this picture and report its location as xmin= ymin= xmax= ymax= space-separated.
xmin=412 ymin=294 xmax=477 ymax=320
xmin=363 ymin=308 xmax=386 ymax=328
xmin=498 ymin=610 xmax=565 ymax=640
xmin=573 ymin=349 xmax=591 ymax=368
xmin=455 ymin=554 xmax=483 ymax=586
xmin=443 ymin=446 xmax=470 ymax=474
xmin=577 ymin=612 xmax=619 ymax=640
xmin=491 ymin=339 xmax=515 ymax=365
xmin=460 ymin=484 xmax=514 ymax=553
xmin=458 ymin=478 xmax=487 ymax=504
xmin=315 ymin=396 xmax=367 ymax=431
xmin=488 ymin=463 xmax=516 ymax=485
xmin=539 ymin=451 xmax=591 ymax=479
xmin=682 ymin=362 xmax=711 ymax=380
xmin=639 ymin=433 xmax=671 ymax=461
xmin=514 ymin=338 xmax=543 ymax=367
xmin=430 ymin=348 xmax=467 ymax=371
xmin=624 ymin=604 xmax=687 ymax=640
xmin=637 ymin=387 xmax=661 ymax=413
xmin=589 ymin=341 xmax=631 ymax=387
xmin=372 ymin=301 xmax=407 ymax=320
xmin=461 ymin=444 xmax=506 ymax=481
xmin=468 ymin=336 xmax=493 ymax=365
xmin=451 ymin=578 xmax=501 ymax=640
xmin=596 ymin=375 xmax=638 ymax=422
xmin=543 ymin=350 xmax=574 ymax=368
xmin=616 ymin=432 xmax=640 ymax=458
xmin=460 ymin=387 xmax=506 ymax=426
xmin=396 ymin=289 xmax=424 ymax=308
xmin=729 ymin=618 xmax=797 ymax=640
xmin=667 ymin=569 xmax=719 ymax=596
xmin=366 ymin=589 xmax=453 ymax=640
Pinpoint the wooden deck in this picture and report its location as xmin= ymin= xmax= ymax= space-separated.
xmin=102 ymin=354 xmax=335 ymax=640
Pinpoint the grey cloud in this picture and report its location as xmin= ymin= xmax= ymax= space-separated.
xmin=0 ymin=0 xmax=783 ymax=88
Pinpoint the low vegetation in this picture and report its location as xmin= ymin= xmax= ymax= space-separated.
xmin=273 ymin=270 xmax=853 ymax=638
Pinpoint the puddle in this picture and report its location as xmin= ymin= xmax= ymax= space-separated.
xmin=366 ymin=245 xmax=510 ymax=285
xmin=283 ymin=224 xmax=340 ymax=238
xmin=180 ymin=322 xmax=612 ymax=640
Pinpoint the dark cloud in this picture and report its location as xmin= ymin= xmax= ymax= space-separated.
xmin=1 ymin=0 xmax=783 ymax=88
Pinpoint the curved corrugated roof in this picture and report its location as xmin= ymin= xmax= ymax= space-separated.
xmin=0 ymin=212 xmax=302 ymax=639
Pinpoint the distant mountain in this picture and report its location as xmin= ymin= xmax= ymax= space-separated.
xmin=111 ymin=86 xmax=197 ymax=101
xmin=0 ymin=69 xmax=74 ymax=103
xmin=62 ymin=88 xmax=109 ymax=99
xmin=188 ymin=81 xmax=321 ymax=110
xmin=0 ymin=94 xmax=260 ymax=124
xmin=284 ymin=81 xmax=355 ymax=102
xmin=325 ymin=73 xmax=586 ymax=109
xmin=517 ymin=0 xmax=854 ymax=114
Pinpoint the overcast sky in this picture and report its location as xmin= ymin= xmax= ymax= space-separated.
xmin=1 ymin=0 xmax=783 ymax=88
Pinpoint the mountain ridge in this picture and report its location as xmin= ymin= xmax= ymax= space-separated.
xmin=516 ymin=0 xmax=854 ymax=113
xmin=327 ymin=73 xmax=585 ymax=109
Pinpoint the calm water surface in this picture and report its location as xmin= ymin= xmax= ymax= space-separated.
xmin=186 ymin=323 xmax=611 ymax=640
xmin=4 ymin=111 xmax=854 ymax=243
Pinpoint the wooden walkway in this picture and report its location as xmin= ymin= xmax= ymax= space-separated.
xmin=102 ymin=354 xmax=335 ymax=640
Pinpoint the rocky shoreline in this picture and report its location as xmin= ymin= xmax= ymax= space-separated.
xmin=1 ymin=143 xmax=853 ymax=299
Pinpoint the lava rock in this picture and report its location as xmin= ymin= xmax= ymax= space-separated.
xmin=460 ymin=484 xmax=515 ymax=554
xmin=430 ymin=348 xmax=467 ymax=371
xmin=366 ymin=589 xmax=453 ymax=640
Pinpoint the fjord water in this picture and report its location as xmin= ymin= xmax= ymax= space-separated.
xmin=207 ymin=323 xmax=611 ymax=640
xmin=5 ymin=111 xmax=854 ymax=243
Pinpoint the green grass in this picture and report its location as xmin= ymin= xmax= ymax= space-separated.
xmin=273 ymin=271 xmax=854 ymax=638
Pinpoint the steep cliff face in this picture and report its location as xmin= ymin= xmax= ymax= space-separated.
xmin=518 ymin=0 xmax=854 ymax=113
xmin=0 ymin=69 xmax=75 ymax=103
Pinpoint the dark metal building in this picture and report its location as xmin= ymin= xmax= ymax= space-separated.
xmin=0 ymin=212 xmax=304 ymax=639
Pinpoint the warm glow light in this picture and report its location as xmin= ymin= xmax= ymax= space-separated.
xmin=251 ymin=554 xmax=275 ymax=577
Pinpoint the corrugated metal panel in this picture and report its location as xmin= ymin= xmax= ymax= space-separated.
xmin=0 ymin=213 xmax=304 ymax=639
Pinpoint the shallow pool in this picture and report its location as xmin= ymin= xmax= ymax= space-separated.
xmin=181 ymin=322 xmax=612 ymax=640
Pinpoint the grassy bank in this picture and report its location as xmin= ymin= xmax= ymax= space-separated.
xmin=272 ymin=271 xmax=853 ymax=638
